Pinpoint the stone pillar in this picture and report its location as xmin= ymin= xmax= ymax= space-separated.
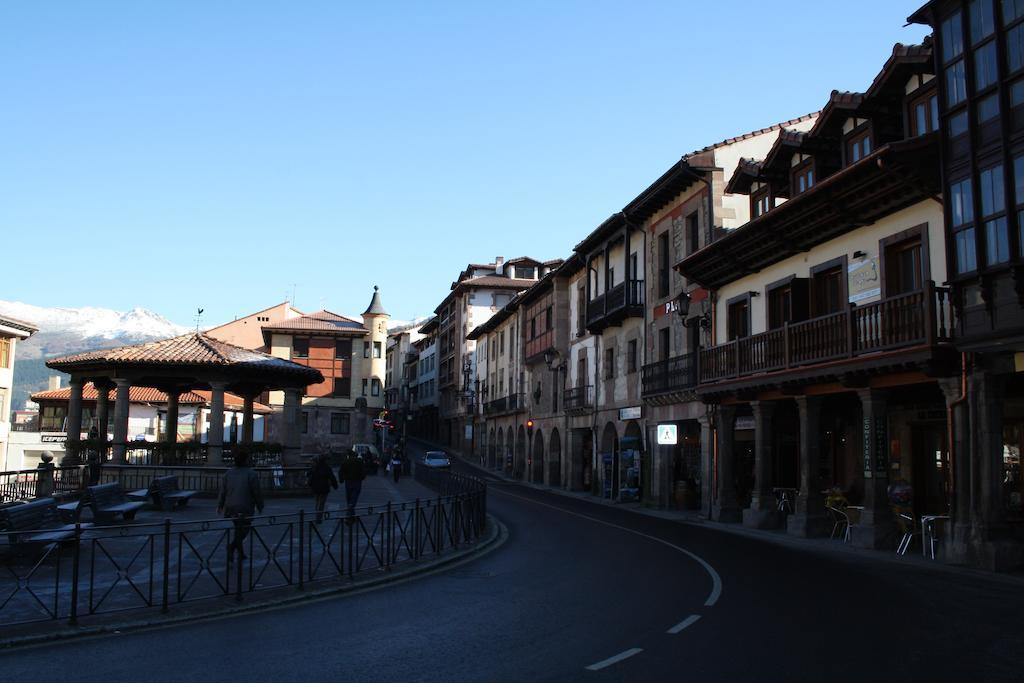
xmin=788 ymin=395 xmax=828 ymax=537
xmin=938 ymin=376 xmax=970 ymax=561
xmin=62 ymin=377 xmax=85 ymax=465
xmin=852 ymin=389 xmax=892 ymax=549
xmin=165 ymin=389 xmax=180 ymax=444
xmin=282 ymin=388 xmax=303 ymax=466
xmin=743 ymin=400 xmax=780 ymax=529
xmin=110 ymin=379 xmax=131 ymax=464
xmin=698 ymin=413 xmax=713 ymax=518
xmin=207 ymin=381 xmax=226 ymax=466
xmin=242 ymin=394 xmax=255 ymax=444
xmin=712 ymin=405 xmax=741 ymax=522
xmin=95 ymin=380 xmax=111 ymax=441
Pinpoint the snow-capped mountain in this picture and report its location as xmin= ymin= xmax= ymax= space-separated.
xmin=0 ymin=300 xmax=187 ymax=344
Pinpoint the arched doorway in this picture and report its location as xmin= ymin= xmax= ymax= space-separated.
xmin=549 ymin=428 xmax=562 ymax=488
xmin=505 ymin=426 xmax=514 ymax=473
xmin=515 ymin=425 xmax=527 ymax=480
xmin=600 ymin=422 xmax=619 ymax=499
xmin=532 ymin=429 xmax=545 ymax=484
xmin=491 ymin=428 xmax=499 ymax=471
xmin=621 ymin=420 xmax=643 ymax=502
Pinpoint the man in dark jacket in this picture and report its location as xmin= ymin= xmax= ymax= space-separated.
xmin=337 ymin=450 xmax=366 ymax=519
xmin=217 ymin=448 xmax=264 ymax=561
xmin=308 ymin=453 xmax=338 ymax=522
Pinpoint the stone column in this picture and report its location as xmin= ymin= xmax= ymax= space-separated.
xmin=744 ymin=400 xmax=780 ymax=529
xmin=282 ymin=388 xmax=303 ymax=466
xmin=95 ymin=380 xmax=111 ymax=441
xmin=63 ymin=377 xmax=85 ymax=465
xmin=698 ymin=413 xmax=713 ymax=518
xmin=712 ymin=405 xmax=741 ymax=522
xmin=206 ymin=381 xmax=226 ymax=466
xmin=788 ymin=395 xmax=828 ymax=537
xmin=242 ymin=394 xmax=255 ymax=444
xmin=110 ymin=379 xmax=131 ymax=464
xmin=939 ymin=376 xmax=970 ymax=561
xmin=852 ymin=389 xmax=892 ymax=549
xmin=165 ymin=389 xmax=180 ymax=444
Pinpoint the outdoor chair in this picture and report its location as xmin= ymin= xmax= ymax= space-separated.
xmin=826 ymin=506 xmax=847 ymax=540
xmin=896 ymin=513 xmax=916 ymax=556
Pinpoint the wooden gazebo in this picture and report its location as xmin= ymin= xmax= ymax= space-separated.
xmin=46 ymin=332 xmax=323 ymax=465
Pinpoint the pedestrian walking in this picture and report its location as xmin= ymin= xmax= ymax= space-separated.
xmin=216 ymin=447 xmax=264 ymax=562
xmin=337 ymin=450 xmax=366 ymax=520
xmin=308 ymin=453 xmax=338 ymax=522
xmin=389 ymin=452 xmax=403 ymax=483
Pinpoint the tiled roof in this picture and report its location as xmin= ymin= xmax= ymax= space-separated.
xmin=46 ymin=333 xmax=322 ymax=383
xmin=683 ymin=112 xmax=819 ymax=159
xmin=32 ymin=383 xmax=273 ymax=414
xmin=362 ymin=287 xmax=389 ymax=316
xmin=261 ymin=310 xmax=368 ymax=335
xmin=455 ymin=276 xmax=539 ymax=290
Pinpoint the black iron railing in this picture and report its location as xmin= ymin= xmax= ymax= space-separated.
xmin=0 ymin=471 xmax=486 ymax=627
xmin=483 ymin=393 xmax=525 ymax=416
xmin=563 ymin=385 xmax=594 ymax=412
xmin=641 ymin=353 xmax=697 ymax=396
xmin=0 ymin=467 xmax=84 ymax=505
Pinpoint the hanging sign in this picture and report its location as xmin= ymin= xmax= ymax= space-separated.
xmin=619 ymin=406 xmax=642 ymax=420
xmin=657 ymin=424 xmax=678 ymax=445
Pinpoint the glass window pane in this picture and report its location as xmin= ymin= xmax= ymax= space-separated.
xmin=1019 ymin=209 xmax=1024 ymax=256
xmin=946 ymin=61 xmax=967 ymax=106
xmin=930 ymin=96 xmax=939 ymax=130
xmin=955 ymin=228 xmax=978 ymax=273
xmin=1012 ymin=80 xmax=1024 ymax=106
xmin=986 ymin=218 xmax=1010 ymax=264
xmin=970 ymin=0 xmax=995 ymax=44
xmin=949 ymin=110 xmax=969 ymax=137
xmin=942 ymin=11 xmax=964 ymax=61
xmin=1015 ymin=155 xmax=1024 ymax=205
xmin=978 ymin=93 xmax=1000 ymax=122
xmin=950 ymin=179 xmax=975 ymax=226
xmin=980 ymin=164 xmax=1005 ymax=216
xmin=1009 ymin=24 xmax=1024 ymax=73
xmin=975 ymin=42 xmax=998 ymax=90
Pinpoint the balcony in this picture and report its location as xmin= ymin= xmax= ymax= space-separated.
xmin=587 ymin=280 xmax=644 ymax=333
xmin=563 ymin=385 xmax=594 ymax=414
xmin=524 ymin=329 xmax=555 ymax=363
xmin=641 ymin=353 xmax=697 ymax=398
xmin=484 ymin=393 xmax=526 ymax=416
xmin=699 ymin=283 xmax=954 ymax=387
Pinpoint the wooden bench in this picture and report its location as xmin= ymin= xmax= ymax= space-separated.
xmin=129 ymin=476 xmax=197 ymax=512
xmin=88 ymin=483 xmax=146 ymax=523
xmin=0 ymin=498 xmax=92 ymax=547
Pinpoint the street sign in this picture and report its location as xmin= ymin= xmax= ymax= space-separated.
xmin=657 ymin=424 xmax=678 ymax=445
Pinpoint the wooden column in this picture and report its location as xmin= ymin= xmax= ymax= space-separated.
xmin=242 ymin=394 xmax=255 ymax=444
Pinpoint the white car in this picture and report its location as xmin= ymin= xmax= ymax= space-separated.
xmin=421 ymin=451 xmax=451 ymax=469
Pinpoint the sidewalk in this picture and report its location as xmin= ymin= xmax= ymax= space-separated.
xmin=447 ymin=448 xmax=1024 ymax=586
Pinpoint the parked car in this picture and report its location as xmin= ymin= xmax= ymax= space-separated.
xmin=421 ymin=451 xmax=451 ymax=469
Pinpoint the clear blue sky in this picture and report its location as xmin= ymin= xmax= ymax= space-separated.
xmin=0 ymin=1 xmax=930 ymax=326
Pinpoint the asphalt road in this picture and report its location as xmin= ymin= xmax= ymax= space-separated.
xmin=4 ymin=441 xmax=1023 ymax=681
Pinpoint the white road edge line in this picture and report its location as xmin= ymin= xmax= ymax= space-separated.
xmin=667 ymin=614 xmax=701 ymax=634
xmin=492 ymin=488 xmax=723 ymax=607
xmin=585 ymin=648 xmax=644 ymax=671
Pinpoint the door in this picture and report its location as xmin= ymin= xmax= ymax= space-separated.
xmin=911 ymin=423 xmax=948 ymax=518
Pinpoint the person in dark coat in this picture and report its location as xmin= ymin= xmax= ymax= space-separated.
xmin=389 ymin=452 xmax=403 ymax=483
xmin=217 ymin=448 xmax=264 ymax=561
xmin=309 ymin=453 xmax=338 ymax=522
xmin=337 ymin=450 xmax=366 ymax=519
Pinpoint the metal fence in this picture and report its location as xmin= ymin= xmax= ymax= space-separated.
xmin=0 ymin=469 xmax=487 ymax=627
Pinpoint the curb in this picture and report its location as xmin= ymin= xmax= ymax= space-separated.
xmin=0 ymin=514 xmax=508 ymax=650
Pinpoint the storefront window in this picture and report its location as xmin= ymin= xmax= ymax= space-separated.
xmin=1004 ymin=422 xmax=1023 ymax=516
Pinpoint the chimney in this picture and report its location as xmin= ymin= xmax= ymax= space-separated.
xmin=495 ymin=256 xmax=504 ymax=275
xmin=48 ymin=375 xmax=61 ymax=391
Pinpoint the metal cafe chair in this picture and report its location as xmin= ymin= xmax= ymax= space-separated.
xmin=896 ymin=513 xmax=917 ymax=556
xmin=827 ymin=506 xmax=849 ymax=541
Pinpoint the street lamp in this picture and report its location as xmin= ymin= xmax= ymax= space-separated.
xmin=674 ymin=289 xmax=711 ymax=329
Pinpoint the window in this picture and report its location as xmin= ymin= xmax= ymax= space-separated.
xmin=659 ymin=327 xmax=671 ymax=362
xmin=577 ymin=286 xmax=586 ymax=336
xmin=363 ymin=342 xmax=370 ymax=359
xmin=910 ymin=91 xmax=940 ymax=136
xmin=627 ymin=339 xmax=638 ymax=373
xmin=604 ymin=347 xmax=615 ymax=380
xmin=333 ymin=377 xmax=351 ymax=398
xmin=950 ymin=178 xmax=977 ymax=273
xmin=941 ymin=11 xmax=964 ymax=62
xmin=751 ymin=187 xmax=771 ymax=218
xmin=301 ymin=412 xmax=309 ymax=434
xmin=846 ymin=128 xmax=872 ymax=165
xmin=974 ymin=41 xmax=998 ymax=91
xmin=792 ymin=159 xmax=814 ymax=194
xmin=658 ymin=232 xmax=670 ymax=298
xmin=630 ymin=252 xmax=638 ymax=281
xmin=727 ymin=296 xmax=750 ymax=341
xmin=373 ymin=341 xmax=382 ymax=359
xmin=530 ymin=318 xmax=536 ymax=339
xmin=980 ymin=164 xmax=1010 ymax=265
xmin=361 ymin=378 xmax=368 ymax=396
xmin=335 ymin=338 xmax=352 ymax=359
xmin=607 ymin=266 xmax=615 ymax=289
xmin=1009 ymin=24 xmax=1024 ymax=73
xmin=293 ymin=338 xmax=309 ymax=359
xmin=811 ymin=259 xmax=847 ymax=317
xmin=0 ymin=338 xmax=9 ymax=368
xmin=970 ymin=0 xmax=995 ymax=43
xmin=1006 ymin=0 xmax=1024 ymax=23
xmin=946 ymin=60 xmax=968 ymax=106
xmin=687 ymin=213 xmax=700 ymax=255
xmin=516 ymin=266 xmax=536 ymax=279
xmin=768 ymin=284 xmax=793 ymax=330
xmin=40 ymin=405 xmax=66 ymax=432
xmin=330 ymin=412 xmax=350 ymax=435
xmin=498 ymin=369 xmax=504 ymax=395
xmin=978 ymin=93 xmax=1000 ymax=123
xmin=884 ymin=235 xmax=925 ymax=295
xmin=545 ymin=306 xmax=553 ymax=330
xmin=499 ymin=331 xmax=505 ymax=355
xmin=1015 ymin=155 xmax=1024 ymax=256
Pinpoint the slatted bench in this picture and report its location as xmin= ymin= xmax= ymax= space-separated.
xmin=129 ymin=476 xmax=197 ymax=512
xmin=0 ymin=498 xmax=92 ymax=547
xmin=88 ymin=483 xmax=146 ymax=523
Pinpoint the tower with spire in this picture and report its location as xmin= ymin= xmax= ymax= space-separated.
xmin=362 ymin=286 xmax=390 ymax=410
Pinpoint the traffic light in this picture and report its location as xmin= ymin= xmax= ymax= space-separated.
xmin=526 ymin=419 xmax=534 ymax=430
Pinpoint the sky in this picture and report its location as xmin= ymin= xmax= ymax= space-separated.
xmin=0 ymin=1 xmax=931 ymax=327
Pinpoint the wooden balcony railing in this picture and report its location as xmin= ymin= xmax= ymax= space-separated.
xmin=699 ymin=282 xmax=954 ymax=384
xmin=525 ymin=328 xmax=555 ymax=362
xmin=563 ymin=385 xmax=594 ymax=412
xmin=641 ymin=353 xmax=698 ymax=396
xmin=587 ymin=280 xmax=645 ymax=329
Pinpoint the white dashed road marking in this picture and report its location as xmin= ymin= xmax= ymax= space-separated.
xmin=667 ymin=614 xmax=701 ymax=634
xmin=585 ymin=648 xmax=644 ymax=671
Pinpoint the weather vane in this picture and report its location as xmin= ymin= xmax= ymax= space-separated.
xmin=194 ymin=307 xmax=204 ymax=332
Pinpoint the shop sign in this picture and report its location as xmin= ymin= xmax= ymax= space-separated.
xmin=734 ymin=416 xmax=755 ymax=430
xmin=862 ymin=415 xmax=888 ymax=473
xmin=848 ymin=257 xmax=881 ymax=303
xmin=657 ymin=424 xmax=678 ymax=445
xmin=619 ymin=406 xmax=642 ymax=420
xmin=41 ymin=434 xmax=66 ymax=443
